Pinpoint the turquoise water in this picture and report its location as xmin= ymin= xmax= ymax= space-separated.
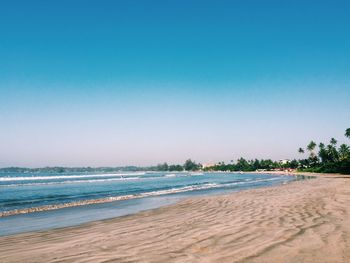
xmin=0 ymin=171 xmax=301 ymax=236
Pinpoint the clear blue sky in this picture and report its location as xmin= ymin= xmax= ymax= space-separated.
xmin=0 ymin=0 xmax=349 ymax=167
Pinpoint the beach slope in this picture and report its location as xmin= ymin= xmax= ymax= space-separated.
xmin=1 ymin=176 xmax=350 ymax=262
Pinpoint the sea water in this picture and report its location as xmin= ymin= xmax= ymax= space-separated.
xmin=0 ymin=171 xmax=305 ymax=236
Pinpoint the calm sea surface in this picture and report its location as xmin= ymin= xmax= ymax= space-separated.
xmin=0 ymin=171 xmax=306 ymax=236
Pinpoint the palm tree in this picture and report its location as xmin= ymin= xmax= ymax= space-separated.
xmin=339 ymin=144 xmax=350 ymax=161
xmin=318 ymin=143 xmax=328 ymax=163
xmin=307 ymin=141 xmax=317 ymax=157
xmin=298 ymin=147 xmax=305 ymax=154
xmin=345 ymin=128 xmax=350 ymax=139
xmin=307 ymin=141 xmax=316 ymax=151
xmin=330 ymin=138 xmax=337 ymax=146
xmin=327 ymin=143 xmax=339 ymax=163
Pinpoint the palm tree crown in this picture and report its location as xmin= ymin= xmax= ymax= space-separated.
xmin=339 ymin=144 xmax=350 ymax=160
xmin=307 ymin=141 xmax=316 ymax=152
xmin=330 ymin=138 xmax=337 ymax=145
xmin=345 ymin=128 xmax=350 ymax=139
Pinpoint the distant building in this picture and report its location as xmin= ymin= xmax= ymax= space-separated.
xmin=202 ymin=163 xmax=215 ymax=169
xmin=279 ymin=159 xmax=290 ymax=165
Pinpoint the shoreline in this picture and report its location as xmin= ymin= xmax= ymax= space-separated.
xmin=1 ymin=173 xmax=350 ymax=262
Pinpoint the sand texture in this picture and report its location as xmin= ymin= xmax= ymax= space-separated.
xmin=1 ymin=176 xmax=350 ymax=262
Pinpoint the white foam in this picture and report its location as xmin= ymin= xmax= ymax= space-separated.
xmin=0 ymin=183 xmax=220 ymax=217
xmin=0 ymin=172 xmax=146 ymax=182
xmin=3 ymin=175 xmax=190 ymax=187
xmin=188 ymin=172 xmax=204 ymax=176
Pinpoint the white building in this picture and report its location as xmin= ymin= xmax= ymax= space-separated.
xmin=279 ymin=159 xmax=290 ymax=165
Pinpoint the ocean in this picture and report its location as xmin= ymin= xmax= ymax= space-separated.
xmin=0 ymin=171 xmax=306 ymax=236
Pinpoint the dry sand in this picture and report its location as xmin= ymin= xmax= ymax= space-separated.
xmin=1 ymin=174 xmax=350 ymax=262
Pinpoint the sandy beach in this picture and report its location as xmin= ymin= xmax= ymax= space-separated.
xmin=1 ymin=174 xmax=350 ymax=263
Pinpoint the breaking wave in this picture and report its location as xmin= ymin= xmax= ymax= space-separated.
xmin=0 ymin=177 xmax=284 ymax=217
xmin=0 ymin=172 xmax=146 ymax=182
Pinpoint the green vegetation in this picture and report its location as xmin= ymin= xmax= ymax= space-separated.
xmin=154 ymin=162 xmax=184 ymax=171
xmin=202 ymin=158 xmax=297 ymax=172
xmin=296 ymin=129 xmax=350 ymax=174
xmin=155 ymin=158 xmax=297 ymax=173
xmin=183 ymin=159 xmax=201 ymax=171
xmin=204 ymin=128 xmax=350 ymax=174
xmin=154 ymin=159 xmax=200 ymax=171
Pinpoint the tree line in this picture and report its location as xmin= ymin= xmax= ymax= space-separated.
xmin=202 ymin=128 xmax=350 ymax=174
xmin=151 ymin=158 xmax=296 ymax=172
xmin=172 ymin=128 xmax=350 ymax=174
xmin=2 ymin=129 xmax=349 ymax=174
xmin=296 ymin=128 xmax=350 ymax=174
xmin=152 ymin=159 xmax=201 ymax=171
xmin=203 ymin=158 xmax=298 ymax=172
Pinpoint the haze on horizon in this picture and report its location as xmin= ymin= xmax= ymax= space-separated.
xmin=0 ymin=0 xmax=349 ymax=168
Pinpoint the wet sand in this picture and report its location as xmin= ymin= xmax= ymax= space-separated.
xmin=1 ymin=174 xmax=350 ymax=262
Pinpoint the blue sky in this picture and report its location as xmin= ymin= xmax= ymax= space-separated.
xmin=0 ymin=0 xmax=349 ymax=167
